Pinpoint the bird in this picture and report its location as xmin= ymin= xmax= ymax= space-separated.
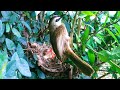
xmin=48 ymin=15 xmax=94 ymax=76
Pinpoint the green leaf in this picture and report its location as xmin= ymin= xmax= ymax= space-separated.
xmin=16 ymin=58 xmax=31 ymax=77
xmin=88 ymin=50 xmax=95 ymax=65
xmin=111 ymin=46 xmax=120 ymax=60
xmin=73 ymin=43 xmax=78 ymax=50
xmin=108 ymin=60 xmax=120 ymax=74
xmin=0 ymin=20 xmax=5 ymax=37
xmin=6 ymin=23 xmax=10 ymax=32
xmin=93 ymin=36 xmax=101 ymax=44
xmin=116 ymin=11 xmax=120 ymax=18
xmin=11 ymin=52 xmax=19 ymax=61
xmin=105 ymin=28 xmax=118 ymax=43
xmin=81 ymin=11 xmax=95 ymax=16
xmin=5 ymin=38 xmax=16 ymax=50
xmin=5 ymin=60 xmax=17 ymax=77
xmin=21 ymin=21 xmax=31 ymax=31
xmin=46 ymin=11 xmax=55 ymax=16
xmin=0 ymin=62 xmax=7 ymax=79
xmin=103 ymin=13 xmax=109 ymax=27
xmin=18 ymin=23 xmax=24 ymax=31
xmin=12 ymin=28 xmax=21 ymax=38
xmin=16 ymin=44 xmax=24 ymax=58
xmin=98 ymin=50 xmax=111 ymax=62
xmin=0 ymin=35 xmax=5 ymax=43
xmin=113 ymin=24 xmax=120 ymax=34
xmin=75 ymin=33 xmax=81 ymax=42
xmin=81 ymin=27 xmax=89 ymax=52
xmin=37 ymin=69 xmax=45 ymax=79
xmin=1 ymin=11 xmax=11 ymax=19
xmin=64 ymin=21 xmax=71 ymax=33
xmin=82 ymin=27 xmax=90 ymax=43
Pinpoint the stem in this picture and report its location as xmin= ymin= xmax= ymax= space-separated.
xmin=97 ymin=72 xmax=110 ymax=79
xmin=70 ymin=11 xmax=79 ymax=48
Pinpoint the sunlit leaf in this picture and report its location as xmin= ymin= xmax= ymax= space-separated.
xmin=6 ymin=23 xmax=10 ymax=32
xmin=81 ymin=27 xmax=89 ymax=52
xmin=17 ymin=44 xmax=24 ymax=58
xmin=5 ymin=60 xmax=17 ymax=77
xmin=82 ymin=11 xmax=95 ymax=16
xmin=0 ymin=20 xmax=5 ymax=37
xmin=1 ymin=11 xmax=11 ymax=19
xmin=98 ymin=50 xmax=111 ymax=62
xmin=93 ymin=36 xmax=101 ymax=44
xmin=73 ymin=43 xmax=78 ymax=50
xmin=88 ymin=50 xmax=95 ymax=65
xmin=5 ymin=38 xmax=16 ymax=50
xmin=0 ymin=62 xmax=7 ymax=79
xmin=12 ymin=28 xmax=21 ymax=38
xmin=113 ymin=24 xmax=120 ymax=34
xmin=21 ymin=21 xmax=31 ymax=31
xmin=108 ymin=11 xmax=116 ymax=17
xmin=16 ymin=58 xmax=31 ymax=77
xmin=108 ymin=60 xmax=120 ymax=74
xmin=11 ymin=52 xmax=19 ymax=61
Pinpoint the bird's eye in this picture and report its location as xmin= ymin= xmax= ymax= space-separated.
xmin=55 ymin=17 xmax=61 ymax=22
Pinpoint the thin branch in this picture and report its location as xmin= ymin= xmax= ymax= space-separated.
xmin=97 ymin=72 xmax=110 ymax=79
xmin=70 ymin=11 xmax=79 ymax=48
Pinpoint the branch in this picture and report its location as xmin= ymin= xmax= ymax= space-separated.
xmin=97 ymin=72 xmax=110 ymax=79
xmin=70 ymin=11 xmax=79 ymax=48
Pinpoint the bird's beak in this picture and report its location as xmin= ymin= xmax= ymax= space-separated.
xmin=58 ymin=17 xmax=62 ymax=21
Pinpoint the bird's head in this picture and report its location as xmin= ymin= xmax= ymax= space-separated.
xmin=49 ymin=15 xmax=62 ymax=31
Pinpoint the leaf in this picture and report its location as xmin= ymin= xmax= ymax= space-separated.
xmin=37 ymin=69 xmax=45 ymax=79
xmin=0 ymin=35 xmax=5 ymax=43
xmin=103 ymin=13 xmax=109 ymax=27
xmin=64 ymin=21 xmax=71 ymax=33
xmin=0 ymin=20 xmax=5 ymax=37
xmin=116 ymin=11 xmax=120 ymax=18
xmin=6 ymin=23 xmax=10 ymax=32
xmin=81 ymin=27 xmax=89 ymax=52
xmin=113 ymin=24 xmax=120 ymax=34
xmin=98 ymin=50 xmax=111 ymax=62
xmin=88 ymin=50 xmax=95 ymax=65
xmin=108 ymin=60 xmax=120 ymax=74
xmin=16 ymin=58 xmax=31 ymax=77
xmin=1 ymin=11 xmax=11 ymax=19
xmin=111 ymin=46 xmax=120 ymax=60
xmin=105 ymin=28 xmax=119 ymax=43
xmin=0 ymin=62 xmax=7 ymax=79
xmin=5 ymin=60 xmax=17 ymax=77
xmin=108 ymin=11 xmax=116 ymax=17
xmin=11 ymin=52 xmax=19 ymax=61
xmin=12 ymin=28 xmax=21 ymax=38
xmin=82 ymin=11 xmax=95 ymax=16
xmin=18 ymin=23 xmax=24 ymax=31
xmin=93 ymin=36 xmax=101 ymax=44
xmin=16 ymin=44 xmax=24 ymax=58
xmin=73 ymin=43 xmax=78 ymax=50
xmin=5 ymin=38 xmax=16 ymax=50
xmin=75 ymin=33 xmax=81 ymax=42
xmin=46 ymin=11 xmax=55 ymax=16
xmin=17 ymin=37 xmax=27 ymax=46
xmin=82 ymin=27 xmax=90 ymax=43
xmin=21 ymin=21 xmax=31 ymax=31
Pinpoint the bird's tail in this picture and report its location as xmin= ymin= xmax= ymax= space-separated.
xmin=65 ymin=47 xmax=94 ymax=76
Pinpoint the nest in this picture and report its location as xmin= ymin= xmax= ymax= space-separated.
xmin=27 ymin=42 xmax=79 ymax=79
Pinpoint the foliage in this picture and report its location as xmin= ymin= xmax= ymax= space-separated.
xmin=0 ymin=11 xmax=120 ymax=79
